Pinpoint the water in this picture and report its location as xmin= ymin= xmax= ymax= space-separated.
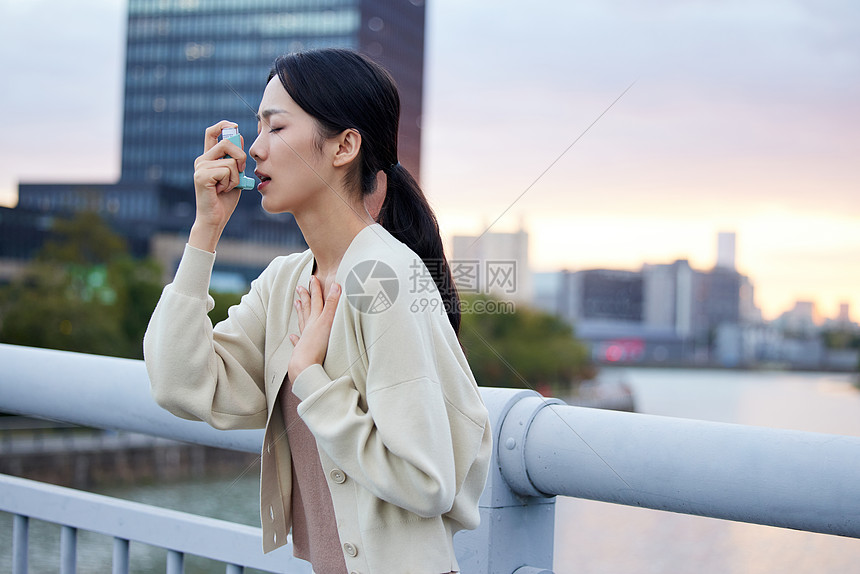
xmin=3 ymin=369 xmax=859 ymax=572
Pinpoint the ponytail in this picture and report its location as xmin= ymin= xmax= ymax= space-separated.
xmin=379 ymin=164 xmax=461 ymax=336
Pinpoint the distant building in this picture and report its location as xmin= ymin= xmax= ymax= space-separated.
xmin=558 ymin=269 xmax=643 ymax=324
xmin=533 ymin=231 xmax=762 ymax=366
xmin=695 ymin=266 xmax=742 ymax=341
xmin=531 ymin=230 xmax=854 ymax=370
xmin=838 ymin=302 xmax=852 ymax=324
xmin=642 ymin=259 xmax=695 ymax=338
xmin=716 ymin=231 xmax=736 ymax=270
xmin=776 ymin=300 xmax=821 ymax=336
xmin=451 ymin=222 xmax=531 ymax=303
xmin=831 ymin=302 xmax=858 ymax=331
xmin=739 ymin=275 xmax=763 ymax=324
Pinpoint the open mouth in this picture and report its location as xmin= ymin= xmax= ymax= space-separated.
xmin=255 ymin=171 xmax=271 ymax=185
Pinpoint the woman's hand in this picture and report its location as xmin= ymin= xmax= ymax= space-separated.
xmin=189 ymin=120 xmax=247 ymax=252
xmin=288 ymin=276 xmax=342 ymax=384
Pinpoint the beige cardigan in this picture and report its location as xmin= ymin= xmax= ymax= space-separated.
xmin=143 ymin=224 xmax=492 ymax=574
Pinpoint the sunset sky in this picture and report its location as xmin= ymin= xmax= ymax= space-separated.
xmin=1 ymin=0 xmax=857 ymax=321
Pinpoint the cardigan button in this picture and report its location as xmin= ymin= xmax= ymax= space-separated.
xmin=330 ymin=468 xmax=346 ymax=484
xmin=343 ymin=542 xmax=358 ymax=557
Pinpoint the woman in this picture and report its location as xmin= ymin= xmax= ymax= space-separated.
xmin=144 ymin=49 xmax=491 ymax=574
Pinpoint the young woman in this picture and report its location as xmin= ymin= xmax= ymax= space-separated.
xmin=144 ymin=49 xmax=491 ymax=574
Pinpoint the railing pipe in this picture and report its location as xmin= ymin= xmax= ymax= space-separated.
xmin=516 ymin=400 xmax=860 ymax=538
xmin=0 ymin=344 xmax=263 ymax=453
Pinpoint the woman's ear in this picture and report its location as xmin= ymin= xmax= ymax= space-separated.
xmin=331 ymin=128 xmax=362 ymax=167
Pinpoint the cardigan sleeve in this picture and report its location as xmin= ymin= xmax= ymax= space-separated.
xmin=143 ymin=244 xmax=271 ymax=430
xmin=291 ymin=292 xmax=488 ymax=518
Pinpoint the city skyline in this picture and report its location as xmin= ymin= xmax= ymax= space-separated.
xmin=1 ymin=0 xmax=857 ymax=321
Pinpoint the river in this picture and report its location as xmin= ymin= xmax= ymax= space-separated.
xmin=3 ymin=368 xmax=859 ymax=573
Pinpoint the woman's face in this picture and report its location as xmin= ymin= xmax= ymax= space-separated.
xmin=248 ymin=77 xmax=331 ymax=215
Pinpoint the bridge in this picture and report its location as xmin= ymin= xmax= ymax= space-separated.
xmin=2 ymin=343 xmax=859 ymax=573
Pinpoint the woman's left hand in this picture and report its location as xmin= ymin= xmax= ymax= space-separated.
xmin=288 ymin=276 xmax=341 ymax=384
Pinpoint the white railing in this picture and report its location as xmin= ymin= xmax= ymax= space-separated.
xmin=2 ymin=343 xmax=860 ymax=574
xmin=1 ymin=473 xmax=308 ymax=574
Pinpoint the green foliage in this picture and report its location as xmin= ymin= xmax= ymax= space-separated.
xmin=208 ymin=291 xmax=244 ymax=325
xmin=458 ymin=293 xmax=594 ymax=395
xmin=821 ymin=328 xmax=860 ymax=350
xmin=0 ymin=212 xmax=164 ymax=359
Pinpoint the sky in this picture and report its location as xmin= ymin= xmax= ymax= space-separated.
xmin=0 ymin=0 xmax=857 ymax=321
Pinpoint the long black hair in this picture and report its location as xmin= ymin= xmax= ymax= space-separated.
xmin=268 ymin=49 xmax=461 ymax=335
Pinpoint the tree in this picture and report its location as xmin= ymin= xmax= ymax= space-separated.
xmin=208 ymin=291 xmax=244 ymax=325
xmin=458 ymin=293 xmax=594 ymax=395
xmin=0 ymin=212 xmax=163 ymax=359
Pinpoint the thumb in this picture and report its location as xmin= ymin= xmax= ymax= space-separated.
xmin=323 ymin=283 xmax=341 ymax=318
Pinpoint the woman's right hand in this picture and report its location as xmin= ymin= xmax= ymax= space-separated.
xmin=189 ymin=120 xmax=248 ymax=252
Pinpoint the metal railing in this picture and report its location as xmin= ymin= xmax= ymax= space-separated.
xmin=1 ymin=472 xmax=308 ymax=574
xmin=2 ymin=343 xmax=860 ymax=574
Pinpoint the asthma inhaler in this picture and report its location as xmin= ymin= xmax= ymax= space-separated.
xmin=220 ymin=126 xmax=256 ymax=190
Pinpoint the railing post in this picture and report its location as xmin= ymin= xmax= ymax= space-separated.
xmin=13 ymin=514 xmax=28 ymax=574
xmin=167 ymin=549 xmax=185 ymax=574
xmin=454 ymin=388 xmax=559 ymax=574
xmin=113 ymin=537 xmax=130 ymax=574
xmin=60 ymin=525 xmax=78 ymax=574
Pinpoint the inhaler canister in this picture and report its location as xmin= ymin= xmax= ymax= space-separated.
xmin=221 ymin=127 xmax=255 ymax=190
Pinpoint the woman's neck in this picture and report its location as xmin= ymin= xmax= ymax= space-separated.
xmin=296 ymin=208 xmax=375 ymax=282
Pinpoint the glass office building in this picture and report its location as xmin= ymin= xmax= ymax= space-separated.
xmin=2 ymin=1 xmax=425 ymax=285
xmin=121 ymin=0 xmax=426 ymax=189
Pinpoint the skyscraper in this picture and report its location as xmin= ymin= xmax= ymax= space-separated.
xmin=716 ymin=231 xmax=736 ymax=271
xmin=121 ymin=0 xmax=426 ymax=189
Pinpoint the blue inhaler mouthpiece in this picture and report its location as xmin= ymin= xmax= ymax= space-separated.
xmin=220 ymin=126 xmax=256 ymax=190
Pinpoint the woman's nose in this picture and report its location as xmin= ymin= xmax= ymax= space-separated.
xmin=248 ymin=135 xmax=263 ymax=161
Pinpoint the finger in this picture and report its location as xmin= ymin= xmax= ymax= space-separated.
xmin=321 ymin=283 xmax=341 ymax=321
xmin=195 ymin=159 xmax=239 ymax=193
xmin=203 ymin=120 xmax=238 ymax=153
xmin=197 ymin=139 xmax=244 ymax=166
xmin=309 ymin=276 xmax=324 ymax=317
xmin=289 ymin=334 xmax=299 ymax=346
xmin=298 ymin=286 xmax=311 ymax=326
xmin=294 ymin=299 xmax=305 ymax=333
